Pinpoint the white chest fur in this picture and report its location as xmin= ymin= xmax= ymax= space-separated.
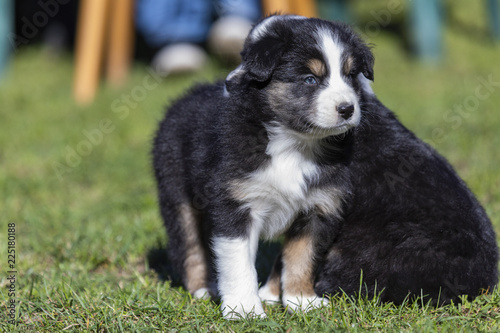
xmin=230 ymin=125 xmax=343 ymax=239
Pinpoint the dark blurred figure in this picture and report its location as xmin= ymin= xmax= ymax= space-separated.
xmin=14 ymin=0 xmax=79 ymax=54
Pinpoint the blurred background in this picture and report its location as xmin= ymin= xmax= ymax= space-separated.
xmin=0 ymin=1 xmax=499 ymax=324
xmin=3 ymin=0 xmax=500 ymax=101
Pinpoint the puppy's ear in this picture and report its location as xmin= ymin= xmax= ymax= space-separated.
xmin=225 ymin=16 xmax=289 ymax=92
xmin=242 ymin=37 xmax=286 ymax=82
xmin=360 ymin=45 xmax=374 ymax=81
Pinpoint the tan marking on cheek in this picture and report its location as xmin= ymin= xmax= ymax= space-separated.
xmin=268 ymin=81 xmax=290 ymax=97
xmin=282 ymin=235 xmax=316 ymax=296
xmin=179 ymin=203 xmax=208 ymax=294
xmin=307 ymin=58 xmax=326 ymax=77
xmin=343 ymin=55 xmax=354 ymax=76
xmin=267 ymin=81 xmax=294 ymax=112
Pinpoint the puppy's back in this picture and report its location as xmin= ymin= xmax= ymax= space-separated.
xmin=158 ymin=82 xmax=224 ymax=135
xmin=152 ymin=81 xmax=228 ymax=212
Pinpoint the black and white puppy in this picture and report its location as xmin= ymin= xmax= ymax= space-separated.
xmin=152 ymin=15 xmax=498 ymax=319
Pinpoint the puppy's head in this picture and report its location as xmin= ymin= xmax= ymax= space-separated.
xmin=225 ymin=15 xmax=374 ymax=138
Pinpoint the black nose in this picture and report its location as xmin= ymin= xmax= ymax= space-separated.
xmin=337 ymin=103 xmax=355 ymax=120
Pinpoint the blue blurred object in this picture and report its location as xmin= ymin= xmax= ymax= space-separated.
xmin=0 ymin=0 xmax=14 ymax=80
xmin=487 ymin=0 xmax=500 ymax=40
xmin=409 ymin=0 xmax=443 ymax=63
xmin=135 ymin=0 xmax=261 ymax=47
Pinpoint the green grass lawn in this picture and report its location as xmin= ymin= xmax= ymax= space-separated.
xmin=1 ymin=2 xmax=500 ymax=332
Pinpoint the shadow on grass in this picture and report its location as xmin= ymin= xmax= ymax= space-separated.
xmin=146 ymin=240 xmax=283 ymax=288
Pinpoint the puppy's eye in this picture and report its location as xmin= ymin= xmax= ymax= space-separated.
xmin=304 ymin=76 xmax=318 ymax=85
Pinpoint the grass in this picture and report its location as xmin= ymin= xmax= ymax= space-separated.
xmin=1 ymin=1 xmax=500 ymax=331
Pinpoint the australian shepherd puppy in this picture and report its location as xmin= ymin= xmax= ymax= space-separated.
xmin=152 ymin=15 xmax=498 ymax=319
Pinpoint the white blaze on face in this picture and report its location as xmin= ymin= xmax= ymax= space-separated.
xmin=313 ymin=29 xmax=361 ymax=132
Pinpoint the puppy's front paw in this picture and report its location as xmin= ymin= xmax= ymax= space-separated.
xmin=283 ymin=294 xmax=329 ymax=313
xmin=258 ymin=284 xmax=280 ymax=304
xmin=221 ymin=296 xmax=266 ymax=320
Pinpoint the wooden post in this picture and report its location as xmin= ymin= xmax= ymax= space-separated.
xmin=262 ymin=0 xmax=317 ymax=17
xmin=106 ymin=0 xmax=134 ymax=87
xmin=0 ymin=0 xmax=14 ymax=80
xmin=262 ymin=0 xmax=291 ymax=16
xmin=73 ymin=0 xmax=110 ymax=105
xmin=290 ymin=0 xmax=317 ymax=17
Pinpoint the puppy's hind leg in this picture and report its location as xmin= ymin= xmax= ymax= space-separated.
xmin=163 ymin=201 xmax=211 ymax=299
xmin=178 ymin=203 xmax=211 ymax=298
xmin=281 ymin=234 xmax=329 ymax=313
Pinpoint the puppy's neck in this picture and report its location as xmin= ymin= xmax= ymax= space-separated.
xmin=265 ymin=123 xmax=354 ymax=166
xmin=265 ymin=123 xmax=324 ymax=158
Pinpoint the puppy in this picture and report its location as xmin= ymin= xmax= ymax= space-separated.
xmin=152 ymin=15 xmax=498 ymax=319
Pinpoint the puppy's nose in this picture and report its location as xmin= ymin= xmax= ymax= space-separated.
xmin=337 ymin=103 xmax=354 ymax=120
